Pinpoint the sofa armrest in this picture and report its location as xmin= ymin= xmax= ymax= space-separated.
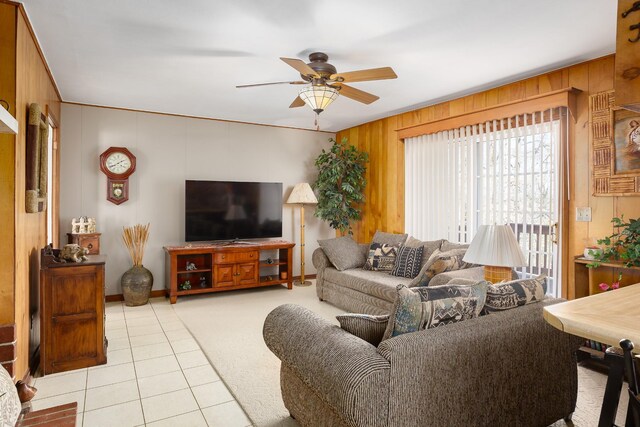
xmin=377 ymin=298 xmax=581 ymax=427
xmin=312 ymin=247 xmax=331 ymax=270
xmin=264 ymin=304 xmax=390 ymax=427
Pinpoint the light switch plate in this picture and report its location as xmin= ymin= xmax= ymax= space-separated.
xmin=576 ymin=207 xmax=592 ymax=222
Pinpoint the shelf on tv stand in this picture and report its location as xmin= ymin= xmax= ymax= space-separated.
xmin=164 ymin=240 xmax=295 ymax=304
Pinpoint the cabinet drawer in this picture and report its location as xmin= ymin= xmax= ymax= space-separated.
xmin=79 ymin=236 xmax=100 ymax=255
xmin=214 ymin=251 xmax=258 ymax=263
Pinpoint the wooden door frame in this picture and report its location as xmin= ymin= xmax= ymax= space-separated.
xmin=46 ymin=106 xmax=59 ymax=247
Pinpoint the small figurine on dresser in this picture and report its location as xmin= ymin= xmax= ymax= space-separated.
xmin=59 ymin=244 xmax=89 ymax=263
xmin=71 ymin=216 xmax=96 ymax=234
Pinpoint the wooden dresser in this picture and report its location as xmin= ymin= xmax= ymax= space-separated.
xmin=164 ymin=240 xmax=294 ymax=304
xmin=40 ymin=251 xmax=107 ymax=374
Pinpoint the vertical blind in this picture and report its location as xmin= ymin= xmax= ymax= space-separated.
xmin=405 ymin=107 xmax=567 ymax=296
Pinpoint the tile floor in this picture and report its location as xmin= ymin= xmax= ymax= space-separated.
xmin=31 ymin=298 xmax=253 ymax=427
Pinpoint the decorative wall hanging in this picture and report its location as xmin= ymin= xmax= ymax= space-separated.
xmin=590 ymin=90 xmax=640 ymax=196
xmin=25 ymin=103 xmax=48 ymax=213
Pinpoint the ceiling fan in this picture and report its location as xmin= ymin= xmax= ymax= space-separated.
xmin=236 ymin=52 xmax=397 ymax=115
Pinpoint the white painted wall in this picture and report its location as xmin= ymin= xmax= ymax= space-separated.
xmin=60 ymin=104 xmax=335 ymax=296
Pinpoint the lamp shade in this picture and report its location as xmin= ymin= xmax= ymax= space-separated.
xmin=463 ymin=224 xmax=527 ymax=267
xmin=298 ymin=85 xmax=339 ymax=114
xmin=286 ymin=183 xmax=317 ymax=204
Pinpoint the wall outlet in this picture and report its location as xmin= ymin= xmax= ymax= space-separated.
xmin=576 ymin=207 xmax=592 ymax=222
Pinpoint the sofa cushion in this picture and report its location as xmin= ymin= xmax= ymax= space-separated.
xmin=383 ymin=281 xmax=488 ymax=340
xmin=390 ymin=245 xmax=424 ymax=278
xmin=482 ymin=276 xmax=547 ymax=314
xmin=318 ymin=236 xmax=366 ymax=271
xmin=428 ymin=266 xmax=486 ymax=287
xmin=417 ymin=248 xmax=476 ymax=286
xmin=372 ymin=230 xmax=408 ymax=246
xmin=324 ymin=268 xmax=412 ymax=304
xmin=336 ymin=313 xmax=389 ymax=346
xmin=440 ymin=241 xmax=470 ymax=252
xmin=363 ymin=243 xmax=399 ymax=272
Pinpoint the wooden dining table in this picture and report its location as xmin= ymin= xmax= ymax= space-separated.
xmin=544 ymin=283 xmax=640 ymax=427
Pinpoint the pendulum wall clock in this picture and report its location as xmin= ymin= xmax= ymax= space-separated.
xmin=99 ymin=147 xmax=136 ymax=205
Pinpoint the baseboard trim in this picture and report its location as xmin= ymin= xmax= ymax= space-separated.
xmin=105 ymin=277 xmax=317 ymax=302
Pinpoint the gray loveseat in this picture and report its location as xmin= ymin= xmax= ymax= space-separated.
xmin=263 ymin=301 xmax=581 ymax=427
xmin=313 ymin=238 xmax=487 ymax=315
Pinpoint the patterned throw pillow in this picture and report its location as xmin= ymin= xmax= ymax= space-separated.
xmin=363 ymin=243 xmax=398 ymax=271
xmin=417 ymin=248 xmax=476 ymax=286
xmin=482 ymin=275 xmax=547 ymax=314
xmin=390 ymin=245 xmax=424 ymax=278
xmin=0 ymin=364 xmax=21 ymax=427
xmin=336 ymin=313 xmax=390 ymax=346
xmin=382 ymin=281 xmax=488 ymax=340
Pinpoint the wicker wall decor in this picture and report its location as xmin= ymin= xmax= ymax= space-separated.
xmin=25 ymin=103 xmax=48 ymax=213
xmin=589 ymin=90 xmax=640 ymax=196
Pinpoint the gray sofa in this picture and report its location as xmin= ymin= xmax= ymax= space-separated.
xmin=263 ymin=301 xmax=582 ymax=427
xmin=313 ymin=240 xmax=487 ymax=315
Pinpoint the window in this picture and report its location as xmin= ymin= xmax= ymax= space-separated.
xmin=405 ymin=107 xmax=567 ymax=296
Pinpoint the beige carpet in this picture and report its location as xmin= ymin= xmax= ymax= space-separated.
xmin=172 ymin=281 xmax=629 ymax=427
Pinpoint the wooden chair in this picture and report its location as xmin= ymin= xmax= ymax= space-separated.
xmin=621 ymin=339 xmax=640 ymax=427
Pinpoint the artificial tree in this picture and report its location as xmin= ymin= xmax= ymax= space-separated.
xmin=313 ymin=137 xmax=368 ymax=235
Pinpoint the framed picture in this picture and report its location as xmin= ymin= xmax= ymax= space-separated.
xmin=589 ymin=90 xmax=640 ymax=196
xmin=613 ymin=107 xmax=640 ymax=174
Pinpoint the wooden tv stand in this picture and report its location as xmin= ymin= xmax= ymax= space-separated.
xmin=163 ymin=240 xmax=295 ymax=304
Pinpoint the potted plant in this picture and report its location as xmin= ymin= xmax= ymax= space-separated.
xmin=121 ymin=223 xmax=153 ymax=306
xmin=587 ymin=216 xmax=640 ymax=268
xmin=313 ymin=137 xmax=368 ymax=235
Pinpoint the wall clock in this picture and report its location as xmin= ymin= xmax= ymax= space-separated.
xmin=99 ymin=147 xmax=136 ymax=205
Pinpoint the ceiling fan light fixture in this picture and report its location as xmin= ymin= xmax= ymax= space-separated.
xmin=298 ymin=85 xmax=339 ymax=114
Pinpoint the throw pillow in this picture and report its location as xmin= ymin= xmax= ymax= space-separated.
xmin=371 ymin=230 xmax=408 ymax=246
xmin=404 ymin=237 xmax=444 ymax=268
xmin=317 ymin=236 xmax=366 ymax=271
xmin=440 ymin=241 xmax=470 ymax=252
xmin=336 ymin=313 xmax=390 ymax=346
xmin=390 ymin=245 xmax=424 ymax=278
xmin=482 ymin=275 xmax=547 ymax=314
xmin=416 ymin=248 xmax=477 ymax=286
xmin=363 ymin=243 xmax=398 ymax=271
xmin=0 ymin=364 xmax=20 ymax=427
xmin=382 ymin=281 xmax=488 ymax=340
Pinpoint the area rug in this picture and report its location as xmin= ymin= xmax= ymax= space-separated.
xmin=171 ymin=282 xmax=343 ymax=426
xmin=172 ymin=282 xmax=628 ymax=427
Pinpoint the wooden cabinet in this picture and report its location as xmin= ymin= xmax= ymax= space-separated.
xmin=164 ymin=241 xmax=294 ymax=303
xmin=574 ymin=257 xmax=640 ymax=298
xmin=66 ymin=233 xmax=101 ymax=255
xmin=40 ymin=251 xmax=107 ymax=374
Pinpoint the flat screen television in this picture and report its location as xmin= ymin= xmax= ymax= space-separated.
xmin=185 ymin=180 xmax=283 ymax=242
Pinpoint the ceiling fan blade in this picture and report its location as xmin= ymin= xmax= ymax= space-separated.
xmin=330 ymin=67 xmax=397 ymax=83
xmin=280 ymin=57 xmax=319 ymax=78
xmin=289 ymin=96 xmax=306 ymax=108
xmin=332 ymin=83 xmax=379 ymax=104
xmin=236 ymin=81 xmax=306 ymax=88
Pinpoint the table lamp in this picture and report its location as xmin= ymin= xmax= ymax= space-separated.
xmin=286 ymin=183 xmax=318 ymax=286
xmin=463 ymin=224 xmax=527 ymax=283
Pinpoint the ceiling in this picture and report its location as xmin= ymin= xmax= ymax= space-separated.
xmin=20 ymin=0 xmax=616 ymax=132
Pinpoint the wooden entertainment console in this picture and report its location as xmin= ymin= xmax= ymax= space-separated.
xmin=163 ymin=240 xmax=295 ymax=304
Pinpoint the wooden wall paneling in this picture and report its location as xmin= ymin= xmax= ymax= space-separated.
xmin=567 ymin=62 xmax=591 ymax=300
xmin=13 ymin=8 xmax=61 ymax=377
xmin=615 ymin=0 xmax=640 ymax=111
xmin=0 ymin=3 xmax=16 ymax=325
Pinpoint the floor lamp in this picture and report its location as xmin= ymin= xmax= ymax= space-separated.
xmin=287 ymin=183 xmax=317 ymax=286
